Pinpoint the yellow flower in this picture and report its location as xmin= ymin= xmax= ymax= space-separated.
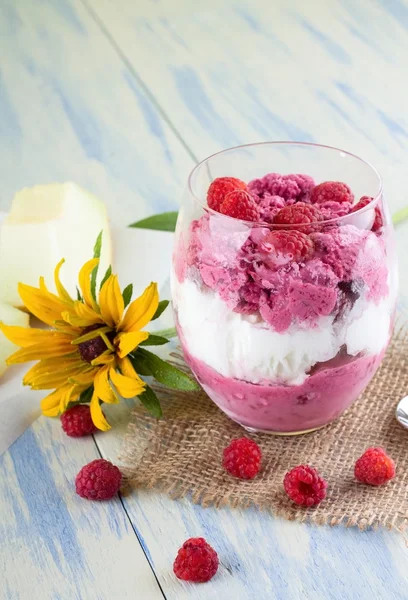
xmin=0 ymin=256 xmax=160 ymax=431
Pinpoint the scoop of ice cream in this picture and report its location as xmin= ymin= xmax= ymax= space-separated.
xmin=318 ymin=201 xmax=353 ymax=220
xmin=248 ymin=173 xmax=315 ymax=203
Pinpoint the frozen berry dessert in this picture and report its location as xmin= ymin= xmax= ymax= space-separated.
xmin=172 ymin=144 xmax=398 ymax=434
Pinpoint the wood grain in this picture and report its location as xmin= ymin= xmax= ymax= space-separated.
xmin=0 ymin=416 xmax=163 ymax=599
xmin=0 ymin=0 xmax=194 ymax=225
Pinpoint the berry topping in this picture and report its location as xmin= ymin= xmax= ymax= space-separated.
xmin=311 ymin=181 xmax=354 ymax=205
xmin=284 ymin=465 xmax=328 ymax=506
xmin=273 ymin=202 xmax=323 ymax=231
xmin=263 ymin=230 xmax=314 ymax=263
xmin=75 ymin=459 xmax=122 ymax=500
xmin=354 ymin=447 xmax=395 ymax=486
xmin=352 ymin=196 xmax=383 ymax=232
xmin=61 ymin=405 xmax=98 ymax=437
xmin=220 ymin=190 xmax=260 ymax=221
xmin=222 ymin=437 xmax=262 ymax=479
xmin=207 ymin=177 xmax=247 ymax=211
xmin=173 ymin=538 xmax=219 ymax=583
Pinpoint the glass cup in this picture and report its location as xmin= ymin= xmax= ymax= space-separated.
xmin=171 ymin=142 xmax=398 ymax=434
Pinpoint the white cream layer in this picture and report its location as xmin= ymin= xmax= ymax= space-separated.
xmin=173 ymin=277 xmax=392 ymax=386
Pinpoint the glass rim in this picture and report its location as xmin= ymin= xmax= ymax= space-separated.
xmin=187 ymin=141 xmax=384 ymax=227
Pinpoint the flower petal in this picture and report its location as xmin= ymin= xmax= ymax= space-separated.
xmin=115 ymin=331 xmax=149 ymax=358
xmin=0 ymin=324 xmax=75 ymax=348
xmin=119 ymin=282 xmax=159 ymax=333
xmin=68 ymin=368 xmax=99 ymax=385
xmin=18 ymin=283 xmax=68 ymax=326
xmin=24 ymin=356 xmax=85 ymax=385
xmin=118 ymin=356 xmax=143 ymax=382
xmin=99 ymin=274 xmax=124 ymax=328
xmin=91 ymin=353 xmax=115 ymax=367
xmin=62 ymin=301 xmax=104 ymax=328
xmin=41 ymin=387 xmax=67 ymax=416
xmin=109 ymin=366 xmax=145 ymax=398
xmin=54 ymin=259 xmax=74 ymax=304
xmin=94 ymin=365 xmax=119 ymax=404
xmin=29 ymin=362 xmax=86 ymax=390
xmin=90 ymin=391 xmax=111 ymax=431
xmin=79 ymin=258 xmax=100 ymax=311
xmin=7 ymin=341 xmax=77 ymax=364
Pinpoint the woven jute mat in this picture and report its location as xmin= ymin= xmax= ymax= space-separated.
xmin=120 ymin=322 xmax=408 ymax=532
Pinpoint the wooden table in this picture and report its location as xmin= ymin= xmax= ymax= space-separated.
xmin=1 ymin=1 xmax=408 ymax=598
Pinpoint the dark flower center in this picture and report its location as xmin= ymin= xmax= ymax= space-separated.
xmin=78 ymin=324 xmax=115 ymax=364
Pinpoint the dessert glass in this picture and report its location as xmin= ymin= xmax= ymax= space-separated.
xmin=171 ymin=142 xmax=398 ymax=434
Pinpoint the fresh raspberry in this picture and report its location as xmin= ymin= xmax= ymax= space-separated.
xmin=61 ymin=405 xmax=98 ymax=437
xmin=220 ymin=190 xmax=260 ymax=221
xmin=222 ymin=437 xmax=262 ymax=479
xmin=263 ymin=230 xmax=314 ymax=263
xmin=352 ymin=196 xmax=383 ymax=232
xmin=207 ymin=177 xmax=247 ymax=211
xmin=284 ymin=465 xmax=328 ymax=507
xmin=311 ymin=181 xmax=354 ymax=205
xmin=273 ymin=202 xmax=323 ymax=232
xmin=354 ymin=447 xmax=395 ymax=486
xmin=173 ymin=538 xmax=219 ymax=583
xmin=75 ymin=459 xmax=122 ymax=500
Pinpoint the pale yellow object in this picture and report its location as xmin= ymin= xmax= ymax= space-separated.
xmin=0 ymin=304 xmax=29 ymax=377
xmin=0 ymin=182 xmax=112 ymax=307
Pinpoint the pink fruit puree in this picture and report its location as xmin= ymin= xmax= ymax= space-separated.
xmin=182 ymin=344 xmax=385 ymax=433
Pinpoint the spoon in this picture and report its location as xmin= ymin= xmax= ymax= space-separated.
xmin=396 ymin=395 xmax=408 ymax=429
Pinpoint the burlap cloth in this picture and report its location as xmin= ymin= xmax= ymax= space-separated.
xmin=120 ymin=322 xmax=408 ymax=532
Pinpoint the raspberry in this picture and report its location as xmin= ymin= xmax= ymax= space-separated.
xmin=220 ymin=190 xmax=260 ymax=221
xmin=273 ymin=202 xmax=323 ymax=232
xmin=222 ymin=437 xmax=262 ymax=479
xmin=264 ymin=230 xmax=314 ymax=263
xmin=173 ymin=538 xmax=219 ymax=583
xmin=354 ymin=447 xmax=395 ymax=486
xmin=61 ymin=405 xmax=98 ymax=437
xmin=284 ymin=465 xmax=328 ymax=507
xmin=311 ymin=181 xmax=354 ymax=205
xmin=207 ymin=177 xmax=247 ymax=211
xmin=352 ymin=196 xmax=383 ymax=232
xmin=75 ymin=459 xmax=122 ymax=500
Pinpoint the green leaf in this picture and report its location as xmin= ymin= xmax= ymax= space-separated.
xmin=91 ymin=231 xmax=103 ymax=301
xmin=153 ymin=327 xmax=177 ymax=339
xmin=152 ymin=299 xmax=169 ymax=321
xmin=129 ymin=212 xmax=178 ymax=232
xmin=393 ymin=206 xmax=408 ymax=226
xmin=128 ymin=352 xmax=153 ymax=376
xmin=122 ymin=283 xmax=133 ymax=308
xmin=99 ymin=265 xmax=112 ymax=290
xmin=136 ymin=348 xmax=200 ymax=391
xmin=138 ymin=385 xmax=163 ymax=418
xmin=76 ymin=286 xmax=83 ymax=301
xmin=139 ymin=334 xmax=169 ymax=346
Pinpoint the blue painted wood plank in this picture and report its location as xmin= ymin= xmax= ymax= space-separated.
xmin=0 ymin=0 xmax=194 ymax=225
xmin=0 ymin=417 xmax=163 ymax=599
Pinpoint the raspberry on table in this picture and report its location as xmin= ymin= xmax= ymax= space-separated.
xmin=311 ymin=181 xmax=354 ymax=205
xmin=173 ymin=538 xmax=219 ymax=583
xmin=220 ymin=190 xmax=260 ymax=222
xmin=354 ymin=447 xmax=395 ymax=486
xmin=264 ymin=230 xmax=314 ymax=262
xmin=75 ymin=458 xmax=122 ymax=500
xmin=284 ymin=465 xmax=328 ymax=506
xmin=207 ymin=177 xmax=247 ymax=211
xmin=222 ymin=437 xmax=262 ymax=479
xmin=61 ymin=405 xmax=98 ymax=437
xmin=273 ymin=202 xmax=323 ymax=232
xmin=352 ymin=196 xmax=383 ymax=232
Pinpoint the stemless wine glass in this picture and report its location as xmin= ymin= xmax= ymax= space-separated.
xmin=171 ymin=142 xmax=398 ymax=435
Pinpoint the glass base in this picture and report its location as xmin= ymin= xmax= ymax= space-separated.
xmin=241 ymin=423 xmax=327 ymax=436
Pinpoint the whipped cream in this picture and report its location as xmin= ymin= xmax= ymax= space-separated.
xmin=173 ymin=276 xmax=392 ymax=386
